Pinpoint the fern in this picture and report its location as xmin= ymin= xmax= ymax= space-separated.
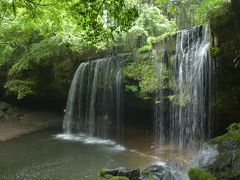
xmin=233 ymin=51 xmax=240 ymax=67
xmin=4 ymin=79 xmax=35 ymax=99
xmin=210 ymin=46 xmax=221 ymax=57
xmin=0 ymin=44 xmax=14 ymax=66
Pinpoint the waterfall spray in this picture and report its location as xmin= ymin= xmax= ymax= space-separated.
xmin=155 ymin=25 xmax=213 ymax=157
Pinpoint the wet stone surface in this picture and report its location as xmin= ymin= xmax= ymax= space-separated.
xmin=100 ymin=165 xmax=178 ymax=180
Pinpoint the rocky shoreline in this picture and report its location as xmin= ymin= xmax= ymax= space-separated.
xmin=99 ymin=123 xmax=240 ymax=180
xmin=1 ymin=100 xmax=240 ymax=180
xmin=0 ymin=101 xmax=62 ymax=141
xmin=99 ymin=165 xmax=182 ymax=180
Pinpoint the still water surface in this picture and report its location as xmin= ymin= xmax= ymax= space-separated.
xmin=0 ymin=131 xmax=160 ymax=180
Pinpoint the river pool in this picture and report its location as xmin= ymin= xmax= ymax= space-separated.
xmin=0 ymin=130 xmax=161 ymax=180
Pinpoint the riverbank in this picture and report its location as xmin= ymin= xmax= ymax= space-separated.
xmin=0 ymin=101 xmax=62 ymax=141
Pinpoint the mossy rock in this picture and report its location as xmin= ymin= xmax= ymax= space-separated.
xmin=209 ymin=2 xmax=240 ymax=134
xmin=188 ymin=167 xmax=216 ymax=180
xmin=109 ymin=176 xmax=129 ymax=180
xmin=197 ymin=123 xmax=240 ymax=180
xmin=137 ymin=45 xmax=152 ymax=54
xmin=209 ymin=3 xmax=240 ymax=58
xmin=99 ymin=172 xmax=130 ymax=180
xmin=99 ymin=167 xmax=140 ymax=180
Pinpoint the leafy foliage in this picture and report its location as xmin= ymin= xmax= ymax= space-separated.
xmin=135 ymin=6 xmax=176 ymax=37
xmin=9 ymin=36 xmax=61 ymax=75
xmin=0 ymin=0 xmax=138 ymax=38
xmin=210 ymin=46 xmax=221 ymax=57
xmin=154 ymin=0 xmax=230 ymax=29
xmin=123 ymin=60 xmax=157 ymax=96
xmin=0 ymin=0 xmax=234 ymax=100
xmin=4 ymin=79 xmax=35 ymax=99
xmin=0 ymin=0 xmax=139 ymax=99
xmin=137 ymin=45 xmax=152 ymax=54
xmin=194 ymin=0 xmax=230 ymax=25
xmin=75 ymin=0 xmax=138 ymax=37
xmin=118 ymin=5 xmax=177 ymax=56
xmin=128 ymin=5 xmax=176 ymax=40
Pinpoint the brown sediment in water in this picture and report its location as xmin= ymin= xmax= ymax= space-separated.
xmin=154 ymin=145 xmax=193 ymax=165
xmin=123 ymin=127 xmax=193 ymax=166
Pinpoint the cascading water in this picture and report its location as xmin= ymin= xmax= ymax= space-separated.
xmin=63 ymin=56 xmax=123 ymax=140
xmin=155 ymin=25 xmax=213 ymax=157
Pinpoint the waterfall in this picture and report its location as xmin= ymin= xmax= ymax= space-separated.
xmin=63 ymin=56 xmax=123 ymax=140
xmin=155 ymin=25 xmax=213 ymax=157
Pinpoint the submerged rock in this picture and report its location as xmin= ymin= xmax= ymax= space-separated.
xmin=100 ymin=165 xmax=178 ymax=180
xmin=197 ymin=144 xmax=219 ymax=169
xmin=141 ymin=165 xmax=167 ymax=180
xmin=162 ymin=173 xmax=176 ymax=180
xmin=100 ymin=167 xmax=140 ymax=180
xmin=140 ymin=165 xmax=177 ymax=180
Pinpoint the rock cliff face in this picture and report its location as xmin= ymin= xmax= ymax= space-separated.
xmin=209 ymin=2 xmax=240 ymax=135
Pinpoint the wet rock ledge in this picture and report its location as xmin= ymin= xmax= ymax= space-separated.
xmin=99 ymin=165 xmax=176 ymax=180
xmin=189 ymin=123 xmax=240 ymax=180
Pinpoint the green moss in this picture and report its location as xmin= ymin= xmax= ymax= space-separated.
xmin=188 ymin=167 xmax=216 ymax=180
xmin=123 ymin=59 xmax=157 ymax=95
xmin=147 ymin=37 xmax=157 ymax=46
xmin=109 ymin=176 xmax=129 ymax=180
xmin=99 ymin=171 xmax=129 ymax=180
xmin=209 ymin=2 xmax=240 ymax=59
xmin=211 ymin=123 xmax=240 ymax=144
xmin=207 ymin=123 xmax=240 ymax=179
xmin=137 ymin=45 xmax=152 ymax=54
xmin=125 ymin=85 xmax=139 ymax=93
xmin=99 ymin=170 xmax=130 ymax=180
xmin=99 ymin=170 xmax=108 ymax=179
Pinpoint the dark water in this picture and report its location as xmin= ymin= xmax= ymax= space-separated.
xmin=0 ymin=131 xmax=160 ymax=180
